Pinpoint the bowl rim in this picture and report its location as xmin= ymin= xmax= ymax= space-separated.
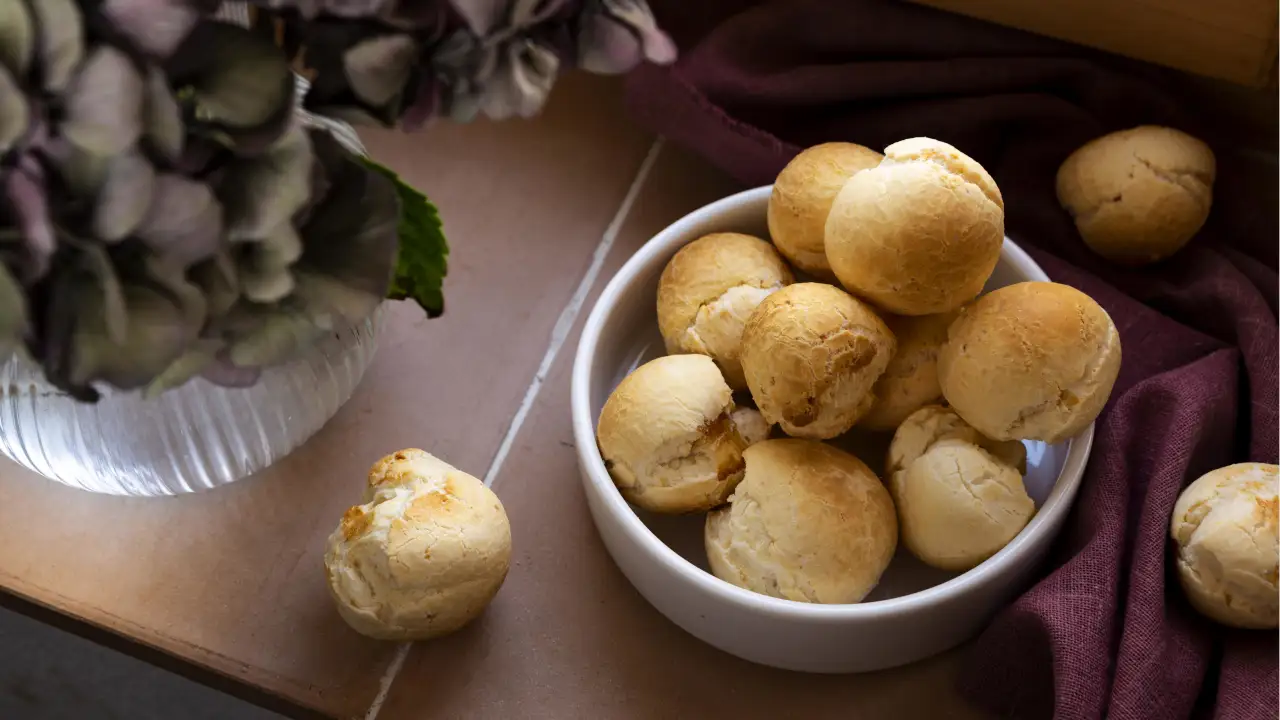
xmin=570 ymin=185 xmax=1093 ymax=621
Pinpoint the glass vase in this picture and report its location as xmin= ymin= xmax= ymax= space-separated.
xmin=0 ymin=306 xmax=384 ymax=496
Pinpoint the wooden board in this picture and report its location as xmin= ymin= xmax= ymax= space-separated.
xmin=908 ymin=0 xmax=1279 ymax=87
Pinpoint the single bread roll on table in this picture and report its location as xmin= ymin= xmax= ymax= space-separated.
xmin=1170 ymin=463 xmax=1278 ymax=629
xmin=768 ymin=142 xmax=883 ymax=278
xmin=740 ymin=283 xmax=896 ymax=440
xmin=325 ymin=449 xmax=512 ymax=641
xmin=825 ymin=137 xmax=1004 ymax=315
xmin=938 ymin=281 xmax=1121 ymax=443
xmin=657 ymin=233 xmax=794 ymax=389
xmin=705 ymin=439 xmax=897 ymax=603
xmin=1057 ymin=126 xmax=1215 ymax=265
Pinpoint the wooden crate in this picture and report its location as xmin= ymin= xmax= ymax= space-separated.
xmin=907 ymin=0 xmax=1279 ymax=88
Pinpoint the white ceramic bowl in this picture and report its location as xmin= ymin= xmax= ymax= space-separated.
xmin=570 ymin=186 xmax=1091 ymax=673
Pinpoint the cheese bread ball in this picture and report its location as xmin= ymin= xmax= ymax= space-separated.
xmin=657 ymin=233 xmax=794 ymax=389
xmin=885 ymin=405 xmax=1027 ymax=485
xmin=767 ymin=142 xmax=883 ymax=278
xmin=597 ymin=354 xmax=759 ymax=513
xmin=1171 ymin=463 xmax=1278 ymax=629
xmin=825 ymin=138 xmax=1004 ymax=315
xmin=887 ymin=407 xmax=1033 ymax=571
xmin=1057 ymin=126 xmax=1215 ymax=265
xmin=705 ymin=439 xmax=897 ymax=603
xmin=325 ymin=449 xmax=512 ymax=641
xmin=740 ymin=283 xmax=896 ymax=440
xmin=938 ymin=282 xmax=1121 ymax=443
xmin=858 ymin=310 xmax=958 ymax=431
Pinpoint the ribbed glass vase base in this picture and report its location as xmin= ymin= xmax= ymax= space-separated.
xmin=0 ymin=308 xmax=383 ymax=496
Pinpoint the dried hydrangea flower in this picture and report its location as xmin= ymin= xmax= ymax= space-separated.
xmin=577 ymin=0 xmax=676 ymax=74
xmin=0 ymin=0 xmax=675 ymax=399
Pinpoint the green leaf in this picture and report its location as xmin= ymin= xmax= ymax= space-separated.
xmin=361 ymin=158 xmax=448 ymax=317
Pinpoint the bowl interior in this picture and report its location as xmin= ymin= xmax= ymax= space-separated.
xmin=583 ymin=188 xmax=1070 ymax=604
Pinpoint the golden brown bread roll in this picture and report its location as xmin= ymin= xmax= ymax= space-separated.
xmin=767 ymin=142 xmax=883 ymax=278
xmin=824 ymin=137 xmax=1004 ymax=315
xmin=885 ymin=404 xmax=1027 ymax=482
xmin=325 ymin=450 xmax=512 ymax=641
xmin=1057 ymin=126 xmax=1215 ymax=265
xmin=596 ymin=354 xmax=756 ymax=513
xmin=937 ymin=282 xmax=1121 ymax=443
xmin=1171 ymin=463 xmax=1278 ymax=629
xmin=739 ymin=283 xmax=896 ymax=440
xmin=858 ymin=310 xmax=959 ymax=431
xmin=705 ymin=439 xmax=897 ymax=603
xmin=886 ymin=407 xmax=1033 ymax=571
xmin=656 ymin=233 xmax=794 ymax=389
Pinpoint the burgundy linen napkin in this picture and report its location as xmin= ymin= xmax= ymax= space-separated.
xmin=623 ymin=1 xmax=1280 ymax=718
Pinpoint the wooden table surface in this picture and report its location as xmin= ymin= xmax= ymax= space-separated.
xmin=0 ymin=75 xmax=989 ymax=720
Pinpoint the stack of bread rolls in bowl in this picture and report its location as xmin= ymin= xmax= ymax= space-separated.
xmin=570 ymin=139 xmax=1122 ymax=673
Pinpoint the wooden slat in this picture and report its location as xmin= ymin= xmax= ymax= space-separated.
xmin=909 ymin=0 xmax=1279 ymax=87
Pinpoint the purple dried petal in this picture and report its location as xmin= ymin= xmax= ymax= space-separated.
xmin=218 ymin=124 xmax=313 ymax=241
xmin=69 ymin=284 xmax=193 ymax=390
xmin=62 ymin=47 xmax=145 ymax=158
xmin=478 ymin=38 xmax=558 ymax=120
xmin=226 ymin=307 xmax=322 ymax=367
xmin=4 ymin=157 xmax=54 ymax=280
xmin=144 ymin=67 xmax=184 ymax=162
xmin=174 ymin=135 xmax=221 ymax=175
xmin=0 ymin=66 xmax=28 ymax=154
xmin=512 ymin=0 xmax=571 ymax=26
xmin=430 ymin=30 xmax=482 ymax=121
xmin=52 ymin=252 xmax=212 ymax=394
xmin=259 ymin=223 xmax=304 ymax=267
xmin=101 ymin=0 xmax=203 ymax=58
xmin=166 ymin=22 xmax=294 ymax=150
xmin=238 ymin=225 xmax=302 ymax=303
xmin=191 ymin=251 xmax=239 ymax=319
xmin=135 ymin=174 xmax=224 ymax=268
xmin=143 ymin=342 xmax=217 ymax=398
xmin=450 ymin=0 xmax=504 ymax=35
xmin=607 ymin=0 xmax=676 ymax=63
xmin=240 ymin=265 xmax=295 ymax=303
xmin=578 ymin=0 xmax=675 ymax=74
xmin=44 ymin=136 xmax=107 ymax=196
xmin=0 ymin=1 xmax=34 ymax=77
xmin=28 ymin=0 xmax=85 ymax=92
xmin=142 ymin=254 xmax=208 ymax=335
xmin=290 ymin=132 xmax=398 ymax=326
xmin=185 ymin=24 xmax=292 ymax=127
xmin=94 ymin=150 xmax=156 ymax=242
xmin=400 ymin=73 xmax=440 ymax=130
xmin=576 ymin=8 xmax=642 ymax=75
xmin=78 ymin=244 xmax=128 ymax=345
xmin=200 ymin=353 xmax=261 ymax=388
xmin=344 ymin=34 xmax=417 ymax=107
